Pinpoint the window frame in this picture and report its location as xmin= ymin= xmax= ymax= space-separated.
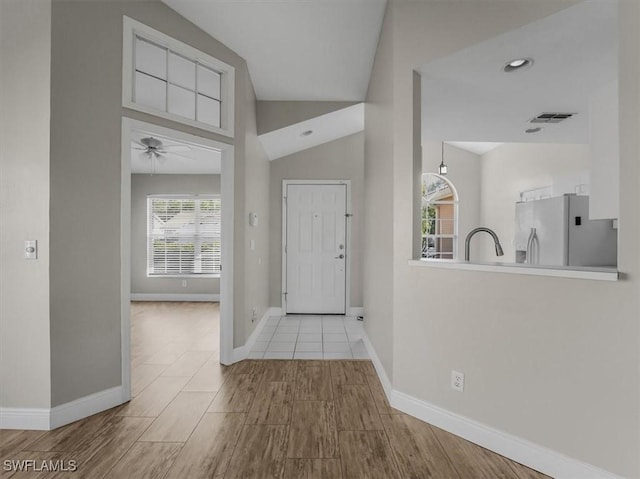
xmin=123 ymin=16 xmax=235 ymax=137
xmin=147 ymin=194 xmax=222 ymax=278
xmin=421 ymin=173 xmax=459 ymax=261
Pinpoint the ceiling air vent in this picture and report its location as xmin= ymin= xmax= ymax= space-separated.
xmin=529 ymin=112 xmax=576 ymax=124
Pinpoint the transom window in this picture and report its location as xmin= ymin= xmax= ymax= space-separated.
xmin=422 ymin=174 xmax=458 ymax=260
xmin=123 ymin=17 xmax=235 ymax=137
xmin=147 ymin=196 xmax=221 ymax=276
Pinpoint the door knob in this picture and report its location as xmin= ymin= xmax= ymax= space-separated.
xmin=335 ymin=254 xmax=344 ymax=259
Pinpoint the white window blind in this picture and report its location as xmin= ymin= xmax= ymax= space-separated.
xmin=147 ymin=196 xmax=221 ymax=276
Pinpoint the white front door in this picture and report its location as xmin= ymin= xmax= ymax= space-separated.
xmin=285 ymin=183 xmax=347 ymax=314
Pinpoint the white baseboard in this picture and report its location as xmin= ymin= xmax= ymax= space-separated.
xmin=360 ymin=331 xmax=621 ymax=479
xmin=392 ymin=390 xmax=621 ymax=479
xmin=0 ymin=408 xmax=51 ymax=430
xmin=50 ymin=386 xmax=124 ymax=429
xmin=0 ymin=386 xmax=125 ymax=431
xmin=348 ymin=306 xmax=364 ymax=317
xmin=360 ymin=330 xmax=392 ymax=398
xmin=232 ymin=307 xmax=282 ymax=362
xmin=130 ymin=293 xmax=220 ymax=302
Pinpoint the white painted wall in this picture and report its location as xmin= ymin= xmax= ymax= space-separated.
xmin=0 ymin=0 xmax=52 ymax=410
xmin=130 ymin=174 xmax=221 ymax=296
xmin=365 ymin=1 xmax=640 ymax=476
xmin=477 ymin=143 xmax=590 ymax=263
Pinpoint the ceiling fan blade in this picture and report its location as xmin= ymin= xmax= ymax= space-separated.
xmin=133 ymin=146 xmax=147 ymax=151
xmin=133 ymin=139 xmax=149 ymax=148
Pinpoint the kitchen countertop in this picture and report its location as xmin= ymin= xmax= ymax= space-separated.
xmin=408 ymin=258 xmax=619 ymax=281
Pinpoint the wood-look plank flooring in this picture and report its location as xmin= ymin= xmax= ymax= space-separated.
xmin=0 ymin=302 xmax=550 ymax=478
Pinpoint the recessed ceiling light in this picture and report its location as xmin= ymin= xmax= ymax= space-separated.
xmin=301 ymin=130 xmax=313 ymax=137
xmin=525 ymin=127 xmax=543 ymax=134
xmin=504 ymin=58 xmax=534 ymax=73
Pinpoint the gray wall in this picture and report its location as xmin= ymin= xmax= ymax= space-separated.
xmin=0 ymin=0 xmax=52 ymax=409
xmin=363 ymin=0 xmax=395 ymax=378
xmin=269 ymin=132 xmax=364 ymax=309
xmin=131 ymin=174 xmax=221 ymax=295
xmin=365 ymin=0 xmax=640 ymax=477
xmin=257 ymin=101 xmax=357 ymax=135
xmin=236 ymin=73 xmax=271 ymax=346
xmin=49 ymin=0 xmax=270 ymax=405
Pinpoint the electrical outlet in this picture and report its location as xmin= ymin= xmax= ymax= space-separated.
xmin=251 ymin=307 xmax=257 ymax=323
xmin=451 ymin=370 xmax=464 ymax=392
xmin=181 ymin=279 xmax=187 ymax=288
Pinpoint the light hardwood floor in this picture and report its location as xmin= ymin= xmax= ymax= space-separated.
xmin=0 ymin=302 xmax=549 ymax=478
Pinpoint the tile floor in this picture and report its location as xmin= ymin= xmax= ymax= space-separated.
xmin=247 ymin=315 xmax=369 ymax=360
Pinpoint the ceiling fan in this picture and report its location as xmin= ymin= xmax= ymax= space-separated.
xmin=132 ymin=137 xmax=193 ymax=174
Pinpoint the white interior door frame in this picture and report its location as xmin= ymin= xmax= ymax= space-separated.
xmin=282 ymin=179 xmax=352 ymax=315
xmin=120 ymin=117 xmax=235 ymax=401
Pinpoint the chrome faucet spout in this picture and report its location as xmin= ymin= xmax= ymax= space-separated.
xmin=465 ymin=227 xmax=505 ymax=261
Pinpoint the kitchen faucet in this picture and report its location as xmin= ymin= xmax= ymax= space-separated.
xmin=465 ymin=227 xmax=504 ymax=261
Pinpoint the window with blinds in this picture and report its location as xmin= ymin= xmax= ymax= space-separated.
xmin=147 ymin=196 xmax=221 ymax=276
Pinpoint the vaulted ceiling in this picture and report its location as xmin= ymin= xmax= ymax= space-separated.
xmin=162 ymin=0 xmax=387 ymax=101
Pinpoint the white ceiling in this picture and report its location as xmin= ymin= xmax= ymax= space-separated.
xmin=420 ymin=0 xmax=618 ymax=147
xmin=447 ymin=141 xmax=502 ymax=156
xmin=130 ymin=130 xmax=222 ymax=175
xmin=260 ymin=103 xmax=364 ymax=161
xmin=161 ymin=0 xmax=387 ymax=101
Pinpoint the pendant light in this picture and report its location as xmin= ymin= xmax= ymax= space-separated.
xmin=439 ymin=141 xmax=448 ymax=175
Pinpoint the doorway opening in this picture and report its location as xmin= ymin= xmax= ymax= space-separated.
xmin=120 ymin=118 xmax=234 ymax=401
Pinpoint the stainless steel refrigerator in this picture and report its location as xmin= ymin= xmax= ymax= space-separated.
xmin=514 ymin=194 xmax=617 ymax=267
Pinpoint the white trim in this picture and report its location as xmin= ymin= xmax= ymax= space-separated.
xmin=219 ymin=141 xmax=234 ymax=365
xmin=282 ymin=180 xmax=352 ymax=315
xmin=409 ymin=258 xmax=619 ymax=281
xmin=0 ymin=408 xmax=50 ymax=430
xmin=232 ymin=307 xmax=282 ymax=362
xmin=0 ymin=386 xmax=125 ymax=431
xmin=348 ymin=307 xmax=364 ymax=317
xmin=122 ymin=16 xmax=235 ymax=138
xmin=120 ymin=122 xmax=133 ymax=402
xmin=360 ymin=329 xmax=393 ymax=399
xmin=130 ymin=293 xmax=220 ymax=302
xmin=391 ymin=390 xmax=622 ymax=479
xmin=50 ymin=386 xmax=124 ymax=430
xmin=361 ymin=331 xmax=623 ymax=479
xmin=121 ymin=118 xmax=235 ymax=385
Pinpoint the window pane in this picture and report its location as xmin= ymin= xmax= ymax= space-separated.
xmin=148 ymin=197 xmax=221 ymax=275
xmin=169 ymin=52 xmax=195 ymax=90
xmin=197 ymin=94 xmax=221 ymax=127
xmin=168 ymin=84 xmax=196 ymax=120
xmin=197 ymin=65 xmax=221 ymax=100
xmin=135 ymin=37 xmax=167 ymax=79
xmin=135 ymin=72 xmax=167 ymax=111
